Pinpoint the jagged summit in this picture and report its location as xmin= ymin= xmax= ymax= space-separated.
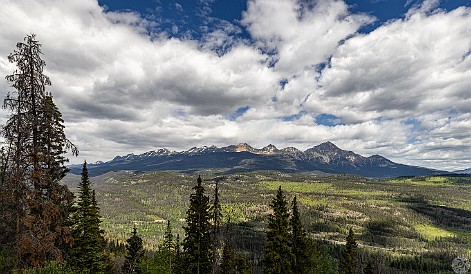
xmin=71 ymin=141 xmax=443 ymax=178
xmin=261 ymin=144 xmax=279 ymax=154
xmin=314 ymin=141 xmax=340 ymax=151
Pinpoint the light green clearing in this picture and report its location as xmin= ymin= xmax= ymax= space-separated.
xmin=258 ymin=181 xmax=390 ymax=200
xmin=413 ymin=223 xmax=456 ymax=241
xmin=257 ymin=181 xmax=333 ymax=193
xmin=390 ymin=176 xmax=454 ymax=187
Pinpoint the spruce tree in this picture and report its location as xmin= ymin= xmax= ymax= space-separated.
xmin=123 ymin=227 xmax=144 ymax=274
xmin=263 ymin=186 xmax=293 ymax=274
xmin=211 ymin=181 xmax=222 ymax=274
xmin=163 ymin=220 xmax=174 ymax=271
xmin=183 ymin=176 xmax=213 ymax=274
xmin=173 ymin=234 xmax=182 ymax=274
xmin=1 ymin=34 xmax=77 ymax=268
xmin=290 ymin=196 xmax=309 ymax=274
xmin=69 ymin=162 xmax=107 ymax=273
xmin=342 ymin=227 xmax=358 ymax=274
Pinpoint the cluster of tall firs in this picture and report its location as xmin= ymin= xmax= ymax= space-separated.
xmin=263 ymin=186 xmax=361 ymax=274
xmin=144 ymin=176 xmax=253 ymax=274
xmin=0 ymin=35 xmax=107 ymax=272
xmin=178 ymin=176 xmax=252 ymax=274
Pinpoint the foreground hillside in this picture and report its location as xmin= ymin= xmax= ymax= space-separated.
xmin=63 ymin=172 xmax=471 ymax=273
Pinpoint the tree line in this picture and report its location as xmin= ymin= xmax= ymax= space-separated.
xmin=0 ymin=34 xmax=363 ymax=273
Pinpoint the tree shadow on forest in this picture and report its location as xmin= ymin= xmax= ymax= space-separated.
xmin=399 ymin=196 xmax=471 ymax=230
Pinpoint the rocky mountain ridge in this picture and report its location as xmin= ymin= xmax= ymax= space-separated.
xmin=71 ymin=142 xmax=443 ymax=178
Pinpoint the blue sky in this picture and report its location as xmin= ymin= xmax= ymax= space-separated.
xmin=1 ymin=0 xmax=471 ymax=171
xmin=98 ymin=0 xmax=470 ymax=37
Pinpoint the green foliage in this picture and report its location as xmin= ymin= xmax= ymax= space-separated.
xmin=69 ymin=162 xmax=108 ymax=273
xmin=309 ymin=241 xmax=338 ymax=274
xmin=23 ymin=261 xmax=76 ymax=274
xmin=139 ymin=252 xmax=173 ymax=274
xmin=0 ymin=247 xmax=13 ymax=273
xmin=342 ymin=228 xmax=358 ymax=274
xmin=182 ymin=176 xmax=213 ymax=274
xmin=161 ymin=220 xmax=174 ymax=272
xmin=290 ymin=196 xmax=310 ymax=274
xmin=123 ymin=227 xmax=144 ymax=273
xmin=263 ymin=186 xmax=293 ymax=274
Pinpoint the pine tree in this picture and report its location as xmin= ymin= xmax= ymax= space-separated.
xmin=123 ymin=227 xmax=144 ymax=274
xmin=290 ymin=196 xmax=309 ymax=274
xmin=263 ymin=186 xmax=293 ymax=274
xmin=211 ymin=181 xmax=222 ymax=274
xmin=183 ymin=175 xmax=213 ymax=274
xmin=1 ymin=34 xmax=77 ymax=269
xmin=69 ymin=162 xmax=107 ymax=273
xmin=342 ymin=227 xmax=358 ymax=274
xmin=173 ymin=234 xmax=182 ymax=274
xmin=163 ymin=220 xmax=174 ymax=271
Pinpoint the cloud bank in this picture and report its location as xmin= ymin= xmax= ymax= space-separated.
xmin=0 ymin=0 xmax=470 ymax=171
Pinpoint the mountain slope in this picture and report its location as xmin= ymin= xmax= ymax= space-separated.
xmin=69 ymin=142 xmax=443 ymax=178
xmin=455 ymin=168 xmax=471 ymax=174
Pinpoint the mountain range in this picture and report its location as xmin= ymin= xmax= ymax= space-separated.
xmin=69 ymin=141 xmax=446 ymax=178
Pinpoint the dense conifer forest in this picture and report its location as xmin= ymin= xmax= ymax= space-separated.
xmin=1 ymin=35 xmax=470 ymax=274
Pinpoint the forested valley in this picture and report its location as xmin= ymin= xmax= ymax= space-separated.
xmin=0 ymin=35 xmax=470 ymax=274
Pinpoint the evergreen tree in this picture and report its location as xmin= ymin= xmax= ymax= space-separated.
xmin=173 ymin=234 xmax=182 ymax=274
xmin=263 ymin=186 xmax=293 ymax=274
xmin=1 ymin=34 xmax=77 ymax=269
xmin=163 ymin=220 xmax=174 ymax=271
xmin=69 ymin=162 xmax=107 ymax=273
xmin=183 ymin=176 xmax=213 ymax=274
xmin=211 ymin=181 xmax=222 ymax=274
xmin=342 ymin=228 xmax=358 ymax=274
xmin=290 ymin=196 xmax=309 ymax=274
xmin=123 ymin=227 xmax=144 ymax=274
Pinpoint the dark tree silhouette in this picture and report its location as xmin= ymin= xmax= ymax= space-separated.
xmin=183 ymin=176 xmax=213 ymax=274
xmin=211 ymin=181 xmax=223 ymax=274
xmin=263 ymin=186 xmax=293 ymax=274
xmin=163 ymin=220 xmax=174 ymax=271
xmin=123 ymin=227 xmax=144 ymax=274
xmin=69 ymin=162 xmax=107 ymax=273
xmin=342 ymin=227 xmax=358 ymax=274
xmin=290 ymin=196 xmax=310 ymax=273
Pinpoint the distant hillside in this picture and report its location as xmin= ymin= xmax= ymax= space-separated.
xmin=69 ymin=142 xmax=444 ymax=178
xmin=455 ymin=168 xmax=471 ymax=174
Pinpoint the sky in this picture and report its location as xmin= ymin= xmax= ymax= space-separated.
xmin=0 ymin=0 xmax=470 ymax=171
